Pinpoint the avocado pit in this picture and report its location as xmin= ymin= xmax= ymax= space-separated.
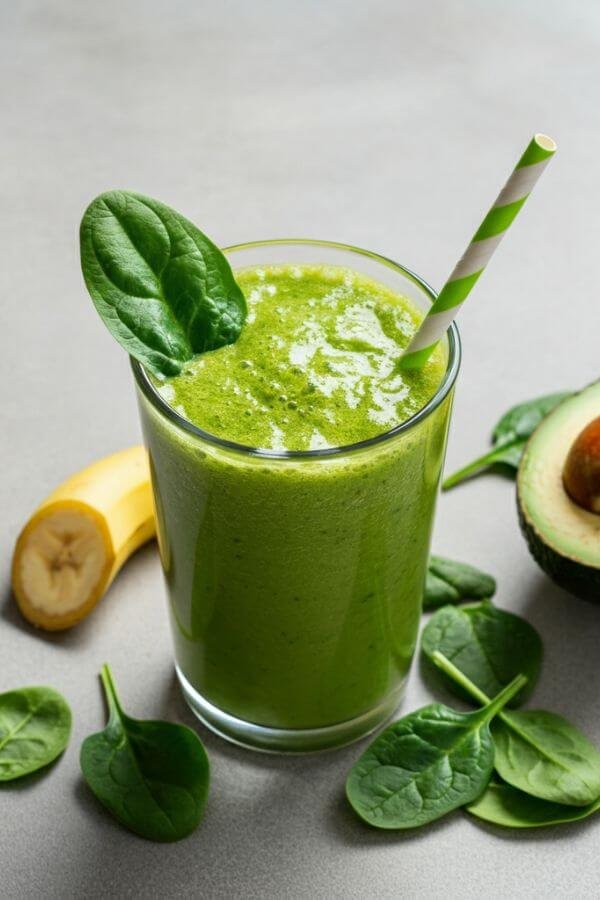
xmin=562 ymin=417 xmax=600 ymax=514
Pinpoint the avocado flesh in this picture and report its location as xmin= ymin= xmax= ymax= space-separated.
xmin=517 ymin=381 xmax=600 ymax=602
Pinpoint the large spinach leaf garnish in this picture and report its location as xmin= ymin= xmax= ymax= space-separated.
xmin=0 ymin=686 xmax=71 ymax=781
xmin=424 ymin=555 xmax=496 ymax=610
xmin=421 ymin=601 xmax=542 ymax=705
xmin=429 ymin=649 xmax=600 ymax=807
xmin=345 ymin=656 xmax=526 ymax=829
xmin=80 ymin=664 xmax=210 ymax=842
xmin=80 ymin=191 xmax=247 ymax=376
xmin=443 ymin=392 xmax=572 ymax=490
xmin=467 ymin=779 xmax=600 ymax=829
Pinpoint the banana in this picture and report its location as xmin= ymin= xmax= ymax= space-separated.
xmin=12 ymin=446 xmax=156 ymax=631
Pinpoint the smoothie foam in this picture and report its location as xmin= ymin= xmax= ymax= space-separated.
xmin=156 ymin=265 xmax=445 ymax=450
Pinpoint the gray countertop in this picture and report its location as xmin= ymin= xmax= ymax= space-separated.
xmin=2 ymin=1 xmax=599 ymax=897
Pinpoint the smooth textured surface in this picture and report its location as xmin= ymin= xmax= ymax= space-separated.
xmin=1 ymin=1 xmax=599 ymax=897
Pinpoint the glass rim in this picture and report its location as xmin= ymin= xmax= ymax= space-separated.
xmin=131 ymin=238 xmax=461 ymax=460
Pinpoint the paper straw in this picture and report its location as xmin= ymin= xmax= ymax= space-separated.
xmin=399 ymin=133 xmax=557 ymax=370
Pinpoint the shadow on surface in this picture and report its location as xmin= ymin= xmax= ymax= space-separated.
xmin=0 ymin=543 xmax=157 ymax=648
xmin=0 ymin=580 xmax=100 ymax=649
xmin=518 ymin=569 xmax=600 ymax=713
xmin=156 ymin=669 xmax=365 ymax=774
xmin=327 ymin=790 xmax=457 ymax=846
xmin=519 ymin=568 xmax=597 ymax=622
xmin=466 ymin=813 xmax=598 ymax=843
xmin=0 ymin=754 xmax=68 ymax=793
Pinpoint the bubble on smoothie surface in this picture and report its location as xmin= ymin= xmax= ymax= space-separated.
xmin=156 ymin=264 xmax=446 ymax=451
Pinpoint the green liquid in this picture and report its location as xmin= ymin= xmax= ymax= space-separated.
xmin=158 ymin=265 xmax=445 ymax=450
xmin=139 ymin=264 xmax=452 ymax=740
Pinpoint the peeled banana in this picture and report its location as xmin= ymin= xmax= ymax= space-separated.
xmin=11 ymin=446 xmax=156 ymax=631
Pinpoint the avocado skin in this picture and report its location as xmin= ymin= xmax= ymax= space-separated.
xmin=517 ymin=492 xmax=600 ymax=603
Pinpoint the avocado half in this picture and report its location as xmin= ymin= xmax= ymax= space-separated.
xmin=517 ymin=381 xmax=600 ymax=602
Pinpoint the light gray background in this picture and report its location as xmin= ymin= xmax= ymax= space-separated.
xmin=1 ymin=1 xmax=599 ymax=897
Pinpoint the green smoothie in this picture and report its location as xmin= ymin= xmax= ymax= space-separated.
xmin=136 ymin=260 xmax=454 ymax=747
xmin=158 ymin=265 xmax=444 ymax=450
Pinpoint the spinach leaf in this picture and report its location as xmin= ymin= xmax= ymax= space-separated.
xmin=345 ymin=657 xmax=526 ymax=829
xmin=424 ymin=555 xmax=496 ymax=610
xmin=80 ymin=664 xmax=209 ymax=842
xmin=467 ymin=780 xmax=600 ymax=829
xmin=80 ymin=191 xmax=247 ymax=376
xmin=421 ymin=601 xmax=542 ymax=706
xmin=493 ymin=710 xmax=600 ymax=806
xmin=429 ymin=650 xmax=600 ymax=807
xmin=442 ymin=392 xmax=572 ymax=490
xmin=0 ymin=686 xmax=71 ymax=781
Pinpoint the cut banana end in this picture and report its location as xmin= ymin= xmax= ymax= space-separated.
xmin=13 ymin=503 xmax=113 ymax=630
xmin=12 ymin=447 xmax=156 ymax=631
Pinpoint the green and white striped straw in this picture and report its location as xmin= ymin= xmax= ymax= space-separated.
xmin=399 ymin=133 xmax=557 ymax=370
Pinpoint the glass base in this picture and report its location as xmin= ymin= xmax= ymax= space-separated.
xmin=176 ymin=666 xmax=405 ymax=754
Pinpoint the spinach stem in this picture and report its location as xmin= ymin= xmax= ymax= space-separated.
xmin=99 ymin=663 xmax=123 ymax=720
xmin=431 ymin=651 xmax=490 ymax=703
xmin=442 ymin=450 xmax=497 ymax=490
xmin=481 ymin=673 xmax=528 ymax=722
xmin=431 ymin=651 xmax=526 ymax=721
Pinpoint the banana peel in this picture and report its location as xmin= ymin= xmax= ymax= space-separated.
xmin=11 ymin=446 xmax=156 ymax=631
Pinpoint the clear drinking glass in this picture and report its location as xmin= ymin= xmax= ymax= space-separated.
xmin=133 ymin=240 xmax=460 ymax=753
